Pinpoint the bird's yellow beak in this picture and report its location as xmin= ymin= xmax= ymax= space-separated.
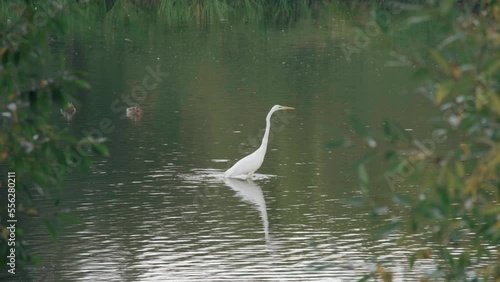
xmin=282 ymin=106 xmax=295 ymax=110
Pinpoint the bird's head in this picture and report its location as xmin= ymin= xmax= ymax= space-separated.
xmin=272 ymin=105 xmax=295 ymax=112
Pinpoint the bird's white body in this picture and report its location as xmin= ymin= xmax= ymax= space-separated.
xmin=224 ymin=105 xmax=294 ymax=179
xmin=225 ymin=147 xmax=266 ymax=179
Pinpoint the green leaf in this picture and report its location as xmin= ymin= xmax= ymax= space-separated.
xmin=33 ymin=172 xmax=47 ymax=186
xmin=437 ymin=186 xmax=450 ymax=207
xmin=458 ymin=252 xmax=470 ymax=268
xmin=387 ymin=121 xmax=413 ymax=142
xmin=14 ymin=51 xmax=20 ymax=65
xmin=74 ymin=79 xmax=91 ymax=90
xmin=51 ymin=87 xmax=66 ymax=105
xmin=430 ymin=49 xmax=451 ymax=75
xmin=324 ymin=139 xmax=351 ymax=149
xmin=385 ymin=150 xmax=398 ymax=160
xmin=441 ymin=248 xmax=455 ymax=266
xmin=409 ymin=253 xmax=417 ymax=268
xmin=58 ymin=212 xmax=82 ymax=225
xmin=481 ymin=205 xmax=500 ymax=215
xmin=357 ymin=275 xmax=371 ymax=282
xmin=45 ymin=221 xmax=58 ymax=240
xmin=92 ymin=142 xmax=109 ymax=157
xmin=437 ymin=33 xmax=464 ymax=50
xmin=406 ymin=15 xmax=430 ymax=25
xmin=348 ymin=112 xmax=367 ymax=137
xmin=29 ymin=90 xmax=37 ymax=110
xmin=412 ymin=67 xmax=430 ymax=80
xmin=440 ymin=0 xmax=453 ymax=16
xmin=358 ymin=164 xmax=369 ymax=185
xmin=411 ymin=219 xmax=418 ymax=232
xmin=0 ymin=47 xmax=8 ymax=62
xmin=484 ymin=59 xmax=500 ymax=76
xmin=435 ymin=81 xmax=453 ymax=105
xmin=383 ymin=120 xmax=398 ymax=143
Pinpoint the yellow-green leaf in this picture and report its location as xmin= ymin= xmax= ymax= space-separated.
xmin=475 ymin=89 xmax=488 ymax=110
xmin=481 ymin=205 xmax=500 ymax=215
xmin=440 ymin=0 xmax=453 ymax=16
xmin=485 ymin=60 xmax=500 ymax=75
xmin=487 ymin=91 xmax=500 ymax=115
xmin=26 ymin=208 xmax=38 ymax=216
xmin=0 ymin=47 xmax=7 ymax=57
xmin=430 ymin=49 xmax=451 ymax=75
xmin=435 ymin=81 xmax=453 ymax=105
xmin=455 ymin=162 xmax=464 ymax=178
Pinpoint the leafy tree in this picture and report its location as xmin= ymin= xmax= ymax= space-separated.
xmin=350 ymin=0 xmax=499 ymax=280
xmin=0 ymin=0 xmax=107 ymax=270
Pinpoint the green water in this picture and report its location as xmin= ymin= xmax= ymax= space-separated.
xmin=16 ymin=4 xmax=442 ymax=281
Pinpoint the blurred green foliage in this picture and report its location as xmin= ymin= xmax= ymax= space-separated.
xmin=0 ymin=0 xmax=107 ymax=270
xmin=351 ymin=0 xmax=499 ymax=280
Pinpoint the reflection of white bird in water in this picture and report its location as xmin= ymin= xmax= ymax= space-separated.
xmin=225 ymin=105 xmax=294 ymax=179
xmin=60 ymin=102 xmax=76 ymax=122
xmin=224 ymin=178 xmax=269 ymax=242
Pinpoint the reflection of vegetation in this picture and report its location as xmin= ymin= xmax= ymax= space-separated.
xmin=350 ymin=1 xmax=499 ymax=281
xmin=0 ymin=1 xmax=107 ymax=270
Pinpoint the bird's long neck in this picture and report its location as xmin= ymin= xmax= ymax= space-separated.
xmin=259 ymin=110 xmax=274 ymax=152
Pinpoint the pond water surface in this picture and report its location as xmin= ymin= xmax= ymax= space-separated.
xmin=15 ymin=4 xmax=442 ymax=281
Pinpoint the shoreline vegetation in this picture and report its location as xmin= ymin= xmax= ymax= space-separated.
xmin=0 ymin=0 xmax=483 ymax=27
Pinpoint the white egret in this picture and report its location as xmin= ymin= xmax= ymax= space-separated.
xmin=224 ymin=105 xmax=295 ymax=179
